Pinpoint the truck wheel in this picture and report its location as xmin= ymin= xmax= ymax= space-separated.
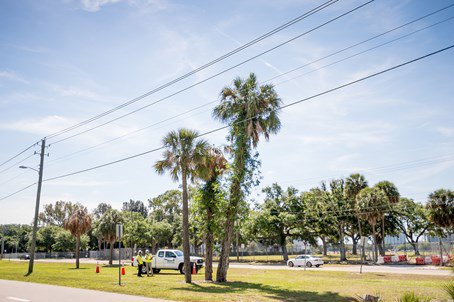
xmin=152 ymin=269 xmax=160 ymax=274
xmin=142 ymin=266 xmax=147 ymax=274
xmin=179 ymin=263 xmax=184 ymax=274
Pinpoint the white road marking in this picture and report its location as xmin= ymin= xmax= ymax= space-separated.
xmin=6 ymin=297 xmax=30 ymax=302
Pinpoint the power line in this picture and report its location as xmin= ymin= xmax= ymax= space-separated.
xmin=278 ymin=153 xmax=454 ymax=186
xmin=274 ymin=16 xmax=454 ymax=86
xmin=46 ymin=2 xmax=451 ymax=160
xmin=0 ymin=142 xmax=39 ymax=168
xmin=45 ymin=0 xmax=340 ymax=140
xmin=40 ymin=44 xmax=454 ymax=184
xmin=0 ymin=182 xmax=37 ymax=202
xmin=48 ymin=0 xmax=374 ymax=145
xmin=46 ymin=101 xmax=216 ymax=165
xmin=263 ymin=2 xmax=454 ymax=84
xmin=0 ymin=153 xmax=36 ymax=176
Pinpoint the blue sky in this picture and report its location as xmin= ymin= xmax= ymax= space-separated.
xmin=1 ymin=0 xmax=453 ymax=224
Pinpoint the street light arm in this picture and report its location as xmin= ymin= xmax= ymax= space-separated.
xmin=19 ymin=165 xmax=39 ymax=173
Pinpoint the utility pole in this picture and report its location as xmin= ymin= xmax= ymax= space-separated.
xmin=27 ymin=138 xmax=46 ymax=275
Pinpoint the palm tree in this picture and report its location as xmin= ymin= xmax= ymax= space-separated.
xmin=213 ymin=73 xmax=282 ymax=282
xmin=426 ymin=189 xmax=454 ymax=266
xmin=374 ymin=181 xmax=399 ymax=255
xmin=97 ymin=209 xmax=123 ymax=265
xmin=355 ymin=187 xmax=389 ymax=262
xmin=344 ymin=174 xmax=368 ymax=258
xmin=64 ymin=208 xmax=92 ymax=269
xmin=197 ymin=146 xmax=227 ymax=282
xmin=154 ymin=128 xmax=210 ymax=283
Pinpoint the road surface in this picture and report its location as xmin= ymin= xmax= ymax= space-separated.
xmin=0 ymin=280 xmax=168 ymax=302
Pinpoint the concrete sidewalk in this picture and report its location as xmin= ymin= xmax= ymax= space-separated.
xmin=0 ymin=280 xmax=170 ymax=302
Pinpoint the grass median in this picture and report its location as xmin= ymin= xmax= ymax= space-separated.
xmin=0 ymin=260 xmax=450 ymax=301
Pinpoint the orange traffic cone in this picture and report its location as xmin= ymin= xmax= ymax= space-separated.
xmin=96 ymin=262 xmax=100 ymax=273
xmin=121 ymin=262 xmax=125 ymax=275
xmin=192 ymin=262 xmax=197 ymax=275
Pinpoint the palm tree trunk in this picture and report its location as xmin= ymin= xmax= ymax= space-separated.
xmin=372 ymin=223 xmax=378 ymax=263
xmin=216 ymin=145 xmax=247 ymax=282
xmin=109 ymin=241 xmax=113 ymax=265
xmin=182 ymin=171 xmax=191 ymax=283
xmin=339 ymin=224 xmax=346 ymax=262
xmin=380 ymin=215 xmax=385 ymax=256
xmin=205 ymin=207 xmax=214 ymax=282
xmin=321 ymin=237 xmax=328 ymax=256
xmin=439 ymin=238 xmax=443 ymax=267
xmin=75 ymin=236 xmax=80 ymax=269
xmin=280 ymin=235 xmax=288 ymax=262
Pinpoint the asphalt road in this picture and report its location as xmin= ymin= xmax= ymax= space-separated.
xmin=0 ymin=280 xmax=168 ymax=302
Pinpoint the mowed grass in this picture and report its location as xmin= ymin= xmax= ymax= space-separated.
xmin=0 ymin=260 xmax=450 ymax=301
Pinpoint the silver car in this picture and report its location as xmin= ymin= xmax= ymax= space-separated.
xmin=287 ymin=255 xmax=323 ymax=268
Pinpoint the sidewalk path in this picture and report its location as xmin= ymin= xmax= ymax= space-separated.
xmin=0 ymin=280 xmax=169 ymax=302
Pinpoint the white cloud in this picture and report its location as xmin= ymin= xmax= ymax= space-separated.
xmin=79 ymin=0 xmax=167 ymax=12
xmin=0 ymin=70 xmax=29 ymax=84
xmin=436 ymin=127 xmax=454 ymax=137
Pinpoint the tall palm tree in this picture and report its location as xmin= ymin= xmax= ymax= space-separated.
xmin=97 ymin=209 xmax=123 ymax=265
xmin=355 ymin=187 xmax=388 ymax=262
xmin=426 ymin=189 xmax=454 ymax=266
xmin=213 ymin=73 xmax=282 ymax=282
xmin=64 ymin=208 xmax=92 ymax=269
xmin=154 ymin=128 xmax=210 ymax=283
xmin=374 ymin=181 xmax=399 ymax=255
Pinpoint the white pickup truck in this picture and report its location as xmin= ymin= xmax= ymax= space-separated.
xmin=132 ymin=249 xmax=204 ymax=274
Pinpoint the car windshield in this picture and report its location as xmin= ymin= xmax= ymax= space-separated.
xmin=175 ymin=251 xmax=183 ymax=256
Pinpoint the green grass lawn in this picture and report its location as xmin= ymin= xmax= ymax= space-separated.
xmin=0 ymin=260 xmax=450 ymax=301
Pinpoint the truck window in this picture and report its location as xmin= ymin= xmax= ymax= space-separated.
xmin=158 ymin=251 xmax=164 ymax=257
xmin=165 ymin=251 xmax=176 ymax=258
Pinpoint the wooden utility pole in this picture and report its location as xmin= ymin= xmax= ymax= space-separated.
xmin=27 ymin=139 xmax=46 ymax=275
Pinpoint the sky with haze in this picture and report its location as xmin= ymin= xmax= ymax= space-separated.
xmin=0 ymin=0 xmax=453 ymax=224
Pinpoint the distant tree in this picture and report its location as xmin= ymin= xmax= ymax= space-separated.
xmin=122 ymin=211 xmax=150 ymax=255
xmin=154 ymin=128 xmax=210 ymax=283
xmin=92 ymin=202 xmax=112 ymax=220
xmin=255 ymin=184 xmax=304 ymax=261
xmin=344 ymin=174 xmax=368 ymax=256
xmin=356 ymin=187 xmax=389 ymax=262
xmin=39 ymin=201 xmax=85 ymax=227
xmin=213 ymin=73 xmax=282 ymax=282
xmin=64 ymin=208 xmax=92 ymax=269
xmin=97 ymin=209 xmax=123 ymax=265
xmin=426 ymin=189 xmax=454 ymax=266
xmin=374 ymin=181 xmax=399 ymax=255
xmin=148 ymin=190 xmax=182 ymax=249
xmin=37 ymin=225 xmax=61 ymax=253
xmin=303 ymin=188 xmax=337 ymax=256
xmin=149 ymin=220 xmax=173 ymax=253
xmin=122 ymin=199 xmax=148 ymax=218
xmin=52 ymin=228 xmax=89 ymax=252
xmin=395 ymin=198 xmax=431 ymax=255
xmin=1 ymin=224 xmax=32 ymax=253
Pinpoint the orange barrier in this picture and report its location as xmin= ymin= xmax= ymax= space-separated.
xmin=416 ymin=257 xmax=425 ymax=265
xmin=431 ymin=256 xmax=441 ymax=265
xmin=398 ymin=255 xmax=407 ymax=262
xmin=383 ymin=256 xmax=392 ymax=263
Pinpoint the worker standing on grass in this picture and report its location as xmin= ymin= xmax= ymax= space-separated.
xmin=136 ymin=250 xmax=144 ymax=277
xmin=145 ymin=250 xmax=153 ymax=277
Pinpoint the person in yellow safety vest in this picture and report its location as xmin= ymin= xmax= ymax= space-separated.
xmin=145 ymin=250 xmax=153 ymax=277
xmin=136 ymin=250 xmax=144 ymax=277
